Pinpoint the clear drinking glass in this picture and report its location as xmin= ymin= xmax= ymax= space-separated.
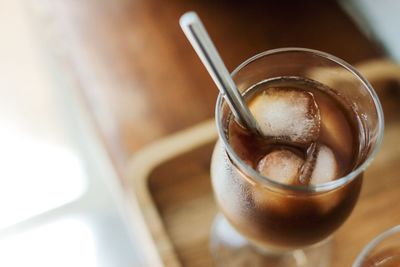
xmin=353 ymin=225 xmax=400 ymax=267
xmin=210 ymin=48 xmax=384 ymax=267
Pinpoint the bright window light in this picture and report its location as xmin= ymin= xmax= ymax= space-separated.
xmin=0 ymin=218 xmax=98 ymax=267
xmin=0 ymin=129 xmax=87 ymax=229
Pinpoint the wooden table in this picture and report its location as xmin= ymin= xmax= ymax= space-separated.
xmin=30 ymin=0 xmax=381 ymax=173
xmin=28 ymin=1 xmax=400 ymax=266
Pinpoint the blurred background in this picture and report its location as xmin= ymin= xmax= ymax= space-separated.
xmin=0 ymin=0 xmax=399 ymax=266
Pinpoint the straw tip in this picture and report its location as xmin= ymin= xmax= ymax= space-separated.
xmin=179 ymin=11 xmax=199 ymax=27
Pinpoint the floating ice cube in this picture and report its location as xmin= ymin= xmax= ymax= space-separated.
xmin=249 ymin=88 xmax=321 ymax=144
xmin=320 ymin=103 xmax=353 ymax=159
xmin=309 ymin=145 xmax=338 ymax=185
xmin=257 ymin=149 xmax=304 ymax=185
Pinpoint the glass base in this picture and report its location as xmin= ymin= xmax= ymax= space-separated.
xmin=210 ymin=214 xmax=332 ymax=267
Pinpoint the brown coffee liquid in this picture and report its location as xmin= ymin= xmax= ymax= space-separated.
xmin=214 ymin=77 xmax=364 ymax=249
xmin=229 ymin=77 xmax=361 ymax=185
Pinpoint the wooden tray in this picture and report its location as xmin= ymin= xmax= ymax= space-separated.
xmin=127 ymin=60 xmax=400 ymax=267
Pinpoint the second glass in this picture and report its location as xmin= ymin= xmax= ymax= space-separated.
xmin=210 ymin=48 xmax=384 ymax=266
xmin=353 ymin=225 xmax=400 ymax=267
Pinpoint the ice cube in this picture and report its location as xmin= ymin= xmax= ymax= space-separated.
xmin=257 ymin=149 xmax=304 ymax=185
xmin=309 ymin=145 xmax=338 ymax=185
xmin=249 ymin=88 xmax=320 ymax=144
xmin=320 ymin=102 xmax=353 ymax=160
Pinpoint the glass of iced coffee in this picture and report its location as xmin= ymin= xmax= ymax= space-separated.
xmin=353 ymin=225 xmax=400 ymax=267
xmin=210 ymin=48 xmax=384 ymax=266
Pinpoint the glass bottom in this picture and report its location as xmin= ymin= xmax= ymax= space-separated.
xmin=210 ymin=214 xmax=332 ymax=267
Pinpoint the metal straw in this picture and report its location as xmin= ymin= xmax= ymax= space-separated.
xmin=180 ymin=11 xmax=261 ymax=135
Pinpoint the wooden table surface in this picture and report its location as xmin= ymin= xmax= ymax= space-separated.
xmin=27 ymin=1 xmax=400 ymax=266
xmin=30 ymin=0 xmax=382 ymax=176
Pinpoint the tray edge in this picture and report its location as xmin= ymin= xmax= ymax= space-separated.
xmin=126 ymin=119 xmax=217 ymax=267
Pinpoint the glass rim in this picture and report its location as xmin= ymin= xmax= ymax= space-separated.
xmin=215 ymin=47 xmax=384 ymax=193
xmin=352 ymin=225 xmax=400 ymax=267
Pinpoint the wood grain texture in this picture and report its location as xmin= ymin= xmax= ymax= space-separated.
xmin=28 ymin=1 xmax=400 ymax=265
xmin=134 ymin=118 xmax=400 ymax=267
xmin=148 ymin=143 xmax=216 ymax=267
xmin=29 ymin=0 xmax=381 ymax=174
xmin=128 ymin=59 xmax=400 ymax=266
